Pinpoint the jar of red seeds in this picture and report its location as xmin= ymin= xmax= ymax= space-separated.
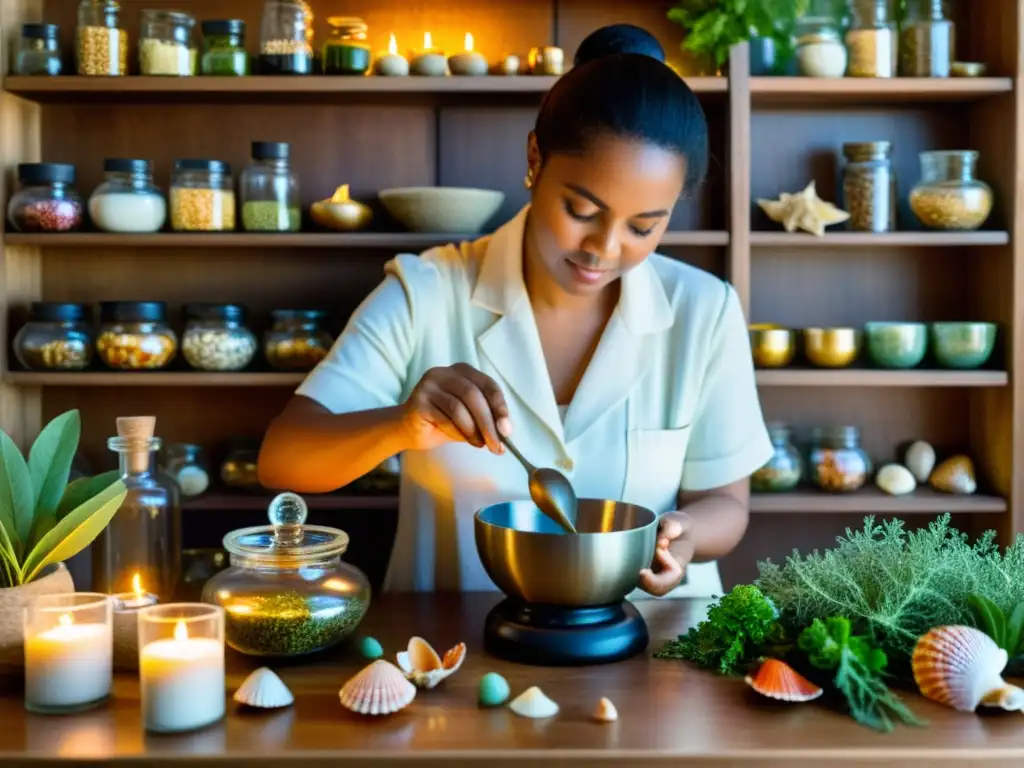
xmin=7 ymin=163 xmax=85 ymax=233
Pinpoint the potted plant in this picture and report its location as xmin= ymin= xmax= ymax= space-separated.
xmin=0 ymin=409 xmax=127 ymax=668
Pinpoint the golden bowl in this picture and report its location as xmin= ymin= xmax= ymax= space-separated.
xmin=802 ymin=327 xmax=862 ymax=368
xmin=310 ymin=184 xmax=373 ymax=232
xmin=749 ymin=323 xmax=796 ymax=368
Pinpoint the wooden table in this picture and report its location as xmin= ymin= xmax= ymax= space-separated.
xmin=2 ymin=592 xmax=1024 ymax=767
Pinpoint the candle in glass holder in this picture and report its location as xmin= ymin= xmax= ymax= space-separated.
xmin=410 ymin=31 xmax=446 ymax=76
xmin=24 ymin=593 xmax=113 ymax=714
xmin=112 ymin=572 xmax=159 ymax=671
xmin=373 ymin=32 xmax=409 ymax=76
xmin=139 ymin=603 xmax=225 ymax=734
xmin=529 ymin=45 xmax=565 ymax=75
xmin=449 ymin=32 xmax=487 ymax=76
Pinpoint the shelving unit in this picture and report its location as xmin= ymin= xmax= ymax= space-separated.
xmin=1 ymin=0 xmax=1021 ymax=589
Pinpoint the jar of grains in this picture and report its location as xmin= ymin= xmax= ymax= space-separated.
xmin=259 ymin=0 xmax=313 ymax=75
xmin=76 ymin=0 xmax=127 ymax=76
xmin=15 ymin=23 xmax=63 ymax=76
xmin=7 ymin=163 xmax=84 ymax=233
xmin=181 ymin=303 xmax=258 ymax=372
xmin=201 ymin=19 xmax=249 ymax=76
xmin=88 ymin=158 xmax=167 ymax=233
xmin=808 ymin=425 xmax=872 ymax=493
xmin=841 ymin=141 xmax=896 ymax=232
xmin=139 ymin=9 xmax=197 ymax=76
xmin=846 ymin=0 xmax=897 ymax=77
xmin=170 ymin=159 xmax=236 ymax=232
xmin=900 ymin=0 xmax=954 ymax=77
xmin=240 ymin=142 xmax=301 ymax=232
xmin=265 ymin=309 xmax=334 ymax=371
xmin=96 ymin=301 xmax=178 ymax=370
xmin=162 ymin=443 xmax=210 ymax=498
xmin=910 ymin=150 xmax=993 ymax=230
xmin=750 ymin=423 xmax=803 ymax=493
xmin=322 ymin=17 xmax=371 ymax=75
xmin=796 ymin=27 xmax=847 ymax=78
xmin=14 ymin=302 xmax=94 ymax=372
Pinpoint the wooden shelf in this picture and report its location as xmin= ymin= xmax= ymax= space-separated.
xmin=751 ymin=487 xmax=1006 ymax=514
xmin=750 ymin=231 xmax=1010 ymax=247
xmin=183 ymin=492 xmax=398 ymax=511
xmin=754 ymin=369 xmax=1008 ymax=387
xmin=3 ymin=372 xmax=304 ymax=387
xmin=751 ymin=76 xmax=1013 ymax=106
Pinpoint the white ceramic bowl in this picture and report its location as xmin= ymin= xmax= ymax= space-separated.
xmin=378 ymin=186 xmax=505 ymax=234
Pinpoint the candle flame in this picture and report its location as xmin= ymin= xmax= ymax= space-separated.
xmin=173 ymin=620 xmax=188 ymax=642
xmin=132 ymin=572 xmax=143 ymax=599
xmin=330 ymin=184 xmax=351 ymax=203
xmin=423 ymin=31 xmax=432 ymax=50
xmin=58 ymin=612 xmax=73 ymax=627
xmin=465 ymin=32 xmax=474 ymax=52
xmin=388 ymin=33 xmax=397 ymax=56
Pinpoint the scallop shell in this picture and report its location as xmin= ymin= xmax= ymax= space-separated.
xmin=744 ymin=659 xmax=823 ymax=703
xmin=911 ymin=625 xmax=1023 ymax=712
xmin=339 ymin=660 xmax=416 ymax=715
xmin=875 ymin=463 xmax=917 ymax=496
xmin=395 ymin=636 xmax=466 ymax=689
xmin=905 ymin=440 xmax=936 ymax=483
xmin=233 ymin=667 xmax=294 ymax=709
xmin=509 ymin=686 xmax=559 ymax=719
xmin=929 ymin=455 xmax=977 ymax=495
xmin=592 ymin=697 xmax=618 ymax=723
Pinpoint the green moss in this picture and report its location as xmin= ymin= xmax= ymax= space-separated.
xmin=224 ymin=590 xmax=368 ymax=657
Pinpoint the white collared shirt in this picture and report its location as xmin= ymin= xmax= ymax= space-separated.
xmin=297 ymin=205 xmax=773 ymax=598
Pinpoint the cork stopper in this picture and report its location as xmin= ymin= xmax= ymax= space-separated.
xmin=117 ymin=416 xmax=156 ymax=473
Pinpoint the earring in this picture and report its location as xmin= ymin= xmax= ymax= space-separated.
xmin=524 ymin=168 xmax=535 ymax=190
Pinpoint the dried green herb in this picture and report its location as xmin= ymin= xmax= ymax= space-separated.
xmin=224 ymin=591 xmax=367 ymax=657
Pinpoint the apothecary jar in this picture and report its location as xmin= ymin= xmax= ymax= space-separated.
xmin=750 ymin=424 xmax=803 ymax=493
xmin=808 ymin=425 xmax=872 ymax=493
xmin=96 ymin=301 xmax=178 ymax=370
xmin=14 ymin=302 xmax=93 ymax=371
xmin=76 ymin=0 xmax=127 ymax=76
xmin=264 ymin=309 xmax=334 ymax=371
xmin=181 ymin=303 xmax=258 ymax=372
xmin=7 ymin=162 xmax=84 ymax=233
xmin=15 ymin=23 xmax=63 ymax=76
xmin=88 ymin=158 xmax=167 ymax=234
xmin=909 ymin=150 xmax=993 ymax=231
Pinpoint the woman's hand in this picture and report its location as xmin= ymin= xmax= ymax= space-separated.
xmin=401 ymin=363 xmax=512 ymax=454
xmin=638 ymin=512 xmax=694 ymax=597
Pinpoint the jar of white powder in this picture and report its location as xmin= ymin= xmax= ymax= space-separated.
xmin=88 ymin=158 xmax=167 ymax=233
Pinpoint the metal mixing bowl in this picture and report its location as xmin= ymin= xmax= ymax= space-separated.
xmin=474 ymin=499 xmax=658 ymax=607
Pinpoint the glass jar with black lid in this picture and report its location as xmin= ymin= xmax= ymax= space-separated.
xmin=15 ymin=23 xmax=62 ymax=76
xmin=201 ymin=19 xmax=248 ymax=76
xmin=240 ymin=142 xmax=301 ymax=232
xmin=322 ymin=17 xmax=370 ymax=75
xmin=182 ymin=303 xmax=258 ymax=372
xmin=7 ymin=163 xmax=84 ymax=233
xmin=259 ymin=0 xmax=313 ymax=74
xmin=76 ymin=0 xmax=127 ymax=76
xmin=96 ymin=301 xmax=178 ymax=371
xmin=88 ymin=159 xmax=167 ymax=234
xmin=139 ymin=9 xmax=197 ymax=75
xmin=265 ymin=309 xmax=334 ymax=371
xmin=14 ymin=302 xmax=93 ymax=371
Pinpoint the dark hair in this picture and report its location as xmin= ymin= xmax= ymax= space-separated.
xmin=534 ymin=24 xmax=708 ymax=193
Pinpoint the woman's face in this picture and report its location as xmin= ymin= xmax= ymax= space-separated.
xmin=525 ymin=132 xmax=687 ymax=296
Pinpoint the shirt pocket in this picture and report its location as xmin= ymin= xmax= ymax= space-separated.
xmin=622 ymin=426 xmax=692 ymax=512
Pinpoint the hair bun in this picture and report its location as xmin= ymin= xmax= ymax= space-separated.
xmin=573 ymin=24 xmax=666 ymax=66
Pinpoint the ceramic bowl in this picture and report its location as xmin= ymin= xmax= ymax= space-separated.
xmin=865 ymin=322 xmax=928 ymax=369
xmin=749 ymin=324 xmax=796 ymax=368
xmin=378 ymin=187 xmax=505 ymax=234
xmin=802 ymin=327 xmax=862 ymax=368
xmin=930 ymin=322 xmax=997 ymax=369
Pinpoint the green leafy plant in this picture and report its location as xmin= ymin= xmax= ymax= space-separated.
xmin=968 ymin=593 xmax=1024 ymax=657
xmin=0 ymin=410 xmax=126 ymax=587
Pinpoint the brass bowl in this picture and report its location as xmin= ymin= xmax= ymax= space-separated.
xmin=749 ymin=323 xmax=796 ymax=368
xmin=310 ymin=184 xmax=373 ymax=232
xmin=803 ymin=327 xmax=862 ymax=368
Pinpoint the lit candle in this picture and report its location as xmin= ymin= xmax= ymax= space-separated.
xmin=449 ymin=32 xmax=488 ymax=76
xmin=111 ymin=572 xmax=159 ymax=671
xmin=410 ymin=31 xmax=447 ymax=76
xmin=373 ymin=32 xmax=410 ymax=76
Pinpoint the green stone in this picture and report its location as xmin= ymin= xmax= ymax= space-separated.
xmin=359 ymin=636 xmax=383 ymax=659
xmin=478 ymin=672 xmax=510 ymax=707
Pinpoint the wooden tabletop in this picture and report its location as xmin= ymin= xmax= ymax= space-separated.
xmin=2 ymin=592 xmax=1024 ymax=767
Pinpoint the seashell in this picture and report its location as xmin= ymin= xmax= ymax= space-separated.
xmin=911 ymin=625 xmax=1024 ymax=712
xmin=509 ymin=686 xmax=559 ymax=719
xmin=744 ymin=658 xmax=823 ymax=703
xmin=233 ymin=667 xmax=294 ymax=709
xmin=339 ymin=660 xmax=416 ymax=716
xmin=929 ymin=455 xmax=977 ymax=495
xmin=904 ymin=440 xmax=936 ymax=483
xmin=478 ymin=672 xmax=510 ymax=707
xmin=396 ymin=636 xmax=466 ymax=689
xmin=592 ymin=697 xmax=618 ymax=723
xmin=875 ymin=463 xmax=916 ymax=496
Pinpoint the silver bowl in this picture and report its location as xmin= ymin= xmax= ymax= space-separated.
xmin=474 ymin=499 xmax=658 ymax=606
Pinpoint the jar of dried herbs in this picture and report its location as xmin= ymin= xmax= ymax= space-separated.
xmin=750 ymin=424 xmax=803 ymax=493
xmin=841 ymin=141 xmax=896 ymax=232
xmin=809 ymin=426 xmax=872 ymax=493
xmin=900 ymin=0 xmax=954 ymax=77
xmin=201 ymin=19 xmax=249 ymax=76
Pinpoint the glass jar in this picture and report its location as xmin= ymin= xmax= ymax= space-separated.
xmin=76 ymin=0 xmax=127 ymax=76
xmin=96 ymin=301 xmax=178 ymax=370
xmin=796 ymin=27 xmax=847 ymax=78
xmin=13 ymin=302 xmax=93 ymax=371
xmin=169 ymin=159 xmax=236 ymax=232
xmin=162 ymin=443 xmax=210 ymax=498
xmin=322 ymin=17 xmax=370 ymax=75
xmin=841 ymin=141 xmax=896 ymax=232
xmin=139 ymin=9 xmax=196 ymax=76
xmin=181 ymin=303 xmax=258 ymax=372
xmin=265 ymin=309 xmax=334 ymax=371
xmin=7 ymin=163 xmax=84 ymax=233
xmin=201 ymin=19 xmax=248 ymax=76
xmin=15 ymin=23 xmax=62 ymax=76
xmin=910 ymin=150 xmax=993 ymax=231
xmin=201 ymin=492 xmax=371 ymax=657
xmin=808 ymin=426 xmax=872 ymax=493
xmin=259 ymin=0 xmax=313 ymax=75
xmin=750 ymin=424 xmax=803 ymax=493
xmin=240 ymin=142 xmax=301 ymax=232
xmin=846 ymin=0 xmax=896 ymax=77
xmin=88 ymin=159 xmax=167 ymax=233
xmin=900 ymin=0 xmax=954 ymax=77
xmin=220 ymin=438 xmax=261 ymax=490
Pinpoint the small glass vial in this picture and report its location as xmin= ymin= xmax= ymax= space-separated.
xmin=201 ymin=19 xmax=248 ymax=76
xmin=139 ymin=9 xmax=197 ymax=76
xmin=181 ymin=303 xmax=258 ymax=372
xmin=14 ymin=302 xmax=93 ymax=371
xmin=7 ymin=163 xmax=84 ymax=233
xmin=88 ymin=158 xmax=167 ymax=233
xmin=808 ymin=426 xmax=872 ymax=493
xmin=240 ymin=142 xmax=301 ymax=232
xmin=76 ymin=0 xmax=127 ymax=76
xmin=750 ymin=424 xmax=803 ymax=493
xmin=910 ymin=150 xmax=994 ymax=231
xmin=323 ymin=17 xmax=371 ymax=75
xmin=96 ymin=301 xmax=178 ymax=370
xmin=15 ymin=23 xmax=62 ymax=76
xmin=259 ymin=0 xmax=313 ymax=75
xmin=170 ymin=159 xmax=236 ymax=232
xmin=842 ymin=141 xmax=896 ymax=233
xmin=162 ymin=443 xmax=210 ymax=498
xmin=265 ymin=309 xmax=334 ymax=371
xmin=846 ymin=0 xmax=896 ymax=77
xmin=900 ymin=0 xmax=954 ymax=77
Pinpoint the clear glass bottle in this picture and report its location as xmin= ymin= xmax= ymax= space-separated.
xmin=842 ymin=141 xmax=896 ymax=232
xmin=220 ymin=437 xmax=262 ymax=490
xmin=808 ymin=426 xmax=872 ymax=493
xmin=264 ymin=309 xmax=334 ymax=371
xmin=846 ymin=0 xmax=897 ymax=77
xmin=169 ymin=159 xmax=236 ymax=232
xmin=162 ymin=443 xmax=210 ymax=498
xmin=13 ymin=302 xmax=93 ymax=371
xmin=139 ymin=9 xmax=197 ymax=76
xmin=240 ymin=142 xmax=301 ymax=232
xmin=900 ymin=0 xmax=954 ymax=77
xmin=15 ymin=23 xmax=63 ymax=76
xmin=750 ymin=424 xmax=803 ymax=493
xmin=201 ymin=492 xmax=371 ymax=657
xmin=7 ymin=163 xmax=84 ymax=233
xmin=88 ymin=159 xmax=167 ymax=233
xmin=322 ymin=17 xmax=371 ymax=75
xmin=910 ymin=150 xmax=993 ymax=231
xmin=201 ymin=19 xmax=248 ymax=76
xmin=76 ymin=0 xmax=127 ymax=76
xmin=259 ymin=0 xmax=313 ymax=75
xmin=96 ymin=301 xmax=178 ymax=370
xmin=181 ymin=303 xmax=258 ymax=372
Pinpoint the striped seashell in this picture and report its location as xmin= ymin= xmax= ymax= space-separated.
xmin=744 ymin=658 xmax=823 ymax=703
xmin=339 ymin=660 xmax=416 ymax=716
xmin=396 ymin=636 xmax=467 ymax=689
xmin=912 ymin=625 xmax=1022 ymax=712
xmin=233 ymin=667 xmax=294 ymax=709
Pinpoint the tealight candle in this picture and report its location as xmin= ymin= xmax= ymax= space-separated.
xmin=111 ymin=572 xmax=159 ymax=671
xmin=139 ymin=603 xmax=225 ymax=734
xmin=24 ymin=593 xmax=113 ymax=714
xmin=410 ymin=31 xmax=446 ymax=77
xmin=373 ymin=32 xmax=409 ymax=76
xmin=448 ymin=32 xmax=487 ymax=76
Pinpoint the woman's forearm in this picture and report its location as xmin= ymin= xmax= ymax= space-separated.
xmin=675 ymin=494 xmax=750 ymax=563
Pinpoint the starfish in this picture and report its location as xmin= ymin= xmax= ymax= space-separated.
xmin=757 ymin=181 xmax=850 ymax=237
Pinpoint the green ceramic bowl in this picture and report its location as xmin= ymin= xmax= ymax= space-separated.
xmin=865 ymin=322 xmax=928 ymax=369
xmin=930 ymin=322 xmax=997 ymax=369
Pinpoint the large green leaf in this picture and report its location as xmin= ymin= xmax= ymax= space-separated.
xmin=28 ymin=410 xmax=80 ymax=522
xmin=0 ymin=430 xmax=35 ymax=557
xmin=20 ymin=478 xmax=128 ymax=584
xmin=0 ymin=521 xmax=20 ymax=587
xmin=56 ymin=471 xmax=120 ymax=521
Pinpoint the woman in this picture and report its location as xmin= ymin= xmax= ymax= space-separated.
xmin=259 ymin=24 xmax=773 ymax=599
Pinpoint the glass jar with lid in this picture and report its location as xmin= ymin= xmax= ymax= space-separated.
xmin=7 ymin=163 xmax=84 ymax=233
xmin=240 ymin=142 xmax=301 ymax=232
xmin=808 ymin=426 xmax=872 ymax=493
xmin=259 ymin=0 xmax=313 ymax=75
xmin=900 ymin=0 xmax=954 ymax=77
xmin=750 ymin=424 xmax=803 ymax=493
xmin=220 ymin=437 xmax=261 ymax=490
xmin=15 ymin=23 xmax=62 ymax=76
xmin=88 ymin=159 xmax=167 ymax=233
xmin=322 ymin=17 xmax=371 ymax=75
xmin=76 ymin=0 xmax=127 ymax=76
xmin=795 ymin=3 xmax=847 ymax=78
xmin=841 ymin=141 xmax=896 ymax=232
xmin=170 ymin=159 xmax=236 ymax=232
xmin=846 ymin=0 xmax=896 ymax=77
xmin=910 ymin=150 xmax=993 ymax=231
xmin=161 ymin=443 xmax=210 ymax=498
xmin=201 ymin=19 xmax=249 ymax=76
xmin=14 ymin=302 xmax=93 ymax=371
xmin=96 ymin=301 xmax=178 ymax=370
xmin=139 ymin=9 xmax=197 ymax=76
xmin=201 ymin=492 xmax=371 ymax=657
xmin=181 ymin=303 xmax=258 ymax=372
xmin=265 ymin=309 xmax=334 ymax=371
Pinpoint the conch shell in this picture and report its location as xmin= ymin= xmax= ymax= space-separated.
xmin=396 ymin=636 xmax=466 ymax=689
xmin=233 ymin=667 xmax=294 ymax=709
xmin=744 ymin=659 xmax=823 ymax=703
xmin=756 ymin=181 xmax=850 ymax=237
xmin=912 ymin=625 xmax=1024 ymax=712
xmin=929 ymin=455 xmax=977 ymax=495
xmin=509 ymin=686 xmax=559 ymax=719
xmin=310 ymin=184 xmax=373 ymax=232
xmin=339 ymin=659 xmax=416 ymax=715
